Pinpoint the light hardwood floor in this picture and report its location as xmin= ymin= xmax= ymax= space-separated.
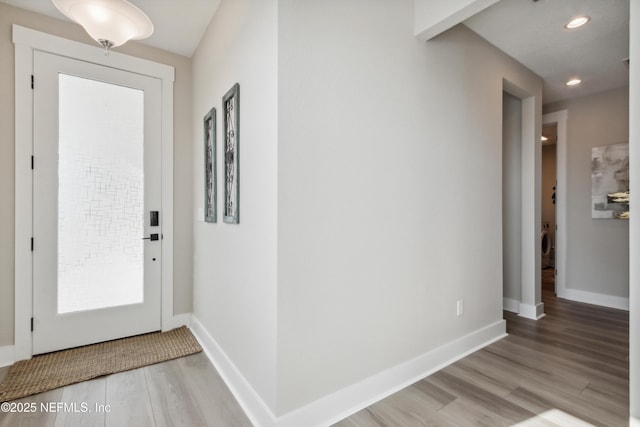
xmin=0 ymin=273 xmax=629 ymax=426
xmin=335 ymin=272 xmax=629 ymax=427
xmin=0 ymin=352 xmax=252 ymax=427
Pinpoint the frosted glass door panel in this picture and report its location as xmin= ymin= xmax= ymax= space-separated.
xmin=33 ymin=50 xmax=162 ymax=355
xmin=58 ymin=74 xmax=144 ymax=314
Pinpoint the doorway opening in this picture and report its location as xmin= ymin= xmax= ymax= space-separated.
xmin=13 ymin=25 xmax=176 ymax=361
xmin=542 ymin=110 xmax=568 ymax=301
xmin=31 ymin=50 xmax=163 ymax=355
xmin=501 ymin=82 xmax=544 ymax=320
xmin=502 ymin=91 xmax=523 ymax=314
xmin=541 ymin=123 xmax=557 ymax=296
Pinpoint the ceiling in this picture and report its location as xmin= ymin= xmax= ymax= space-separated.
xmin=0 ymin=0 xmax=220 ymax=57
xmin=464 ymin=0 xmax=629 ymax=105
xmin=2 ymin=0 xmax=629 ymax=102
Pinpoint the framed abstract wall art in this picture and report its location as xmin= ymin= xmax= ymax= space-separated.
xmin=204 ymin=107 xmax=216 ymax=223
xmin=223 ymin=83 xmax=240 ymax=224
xmin=591 ymin=142 xmax=629 ymax=219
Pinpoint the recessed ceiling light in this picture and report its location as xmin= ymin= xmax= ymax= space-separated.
xmin=566 ymin=78 xmax=582 ymax=86
xmin=565 ymin=16 xmax=590 ymax=29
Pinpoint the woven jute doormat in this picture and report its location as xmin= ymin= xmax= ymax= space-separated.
xmin=0 ymin=326 xmax=202 ymax=403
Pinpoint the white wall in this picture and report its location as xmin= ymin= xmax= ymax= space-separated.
xmin=276 ymin=0 xmax=541 ymax=414
xmin=191 ymin=0 xmax=278 ymax=412
xmin=503 ymin=93 xmax=522 ymax=307
xmin=0 ymin=3 xmax=194 ymax=348
xmin=544 ymin=87 xmax=629 ymax=306
xmin=629 ymin=0 xmax=639 ymax=421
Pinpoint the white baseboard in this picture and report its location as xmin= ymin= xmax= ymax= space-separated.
xmin=503 ymin=298 xmax=520 ymax=313
xmin=518 ymin=302 xmax=545 ymax=320
xmin=0 ymin=345 xmax=14 ymax=368
xmin=164 ymin=313 xmax=192 ymax=330
xmin=190 ymin=316 xmax=276 ymax=427
xmin=276 ymin=320 xmax=507 ymax=427
xmin=559 ymin=288 xmax=629 ymax=311
xmin=192 ymin=316 xmax=506 ymax=427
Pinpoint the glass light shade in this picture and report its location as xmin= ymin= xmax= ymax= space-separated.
xmin=52 ymin=0 xmax=153 ymax=48
xmin=565 ymin=16 xmax=590 ymax=29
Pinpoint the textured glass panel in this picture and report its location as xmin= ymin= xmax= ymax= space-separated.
xmin=58 ymin=74 xmax=144 ymax=314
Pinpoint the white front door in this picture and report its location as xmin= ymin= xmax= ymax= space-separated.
xmin=32 ymin=51 xmax=162 ymax=354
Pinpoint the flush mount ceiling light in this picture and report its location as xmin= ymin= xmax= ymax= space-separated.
xmin=566 ymin=78 xmax=582 ymax=86
xmin=52 ymin=0 xmax=154 ymax=55
xmin=565 ymin=16 xmax=590 ymax=29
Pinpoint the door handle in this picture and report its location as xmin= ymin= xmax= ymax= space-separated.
xmin=142 ymin=233 xmax=159 ymax=241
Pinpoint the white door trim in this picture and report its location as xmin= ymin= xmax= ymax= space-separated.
xmin=503 ymin=78 xmax=544 ymax=320
xmin=543 ymin=110 xmax=568 ymax=300
xmin=13 ymin=25 xmax=175 ymax=361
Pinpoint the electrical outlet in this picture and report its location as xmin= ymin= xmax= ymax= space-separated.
xmin=456 ymin=299 xmax=464 ymax=317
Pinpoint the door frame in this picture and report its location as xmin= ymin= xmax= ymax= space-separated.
xmin=542 ymin=110 xmax=568 ymax=300
xmin=503 ymin=78 xmax=544 ymax=320
xmin=13 ymin=25 xmax=175 ymax=361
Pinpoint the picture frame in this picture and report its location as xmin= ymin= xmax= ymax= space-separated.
xmin=591 ymin=142 xmax=629 ymax=219
xmin=204 ymin=107 xmax=216 ymax=223
xmin=223 ymin=83 xmax=240 ymax=224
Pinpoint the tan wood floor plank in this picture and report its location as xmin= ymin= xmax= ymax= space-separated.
xmin=0 ymin=388 xmax=63 ymax=427
xmin=560 ymin=326 xmax=628 ymax=350
xmin=498 ymin=330 xmax=629 ymax=383
xmin=364 ymin=385 xmax=452 ymax=427
xmin=175 ymin=353 xmax=252 ymax=427
xmin=444 ymin=359 xmax=516 ymax=398
xmin=105 ymin=368 xmax=156 ymax=427
xmin=503 ymin=324 xmax=629 ymax=370
xmin=144 ymin=358 xmax=208 ymax=427
xmin=504 ymin=386 xmax=627 ymax=427
xmin=479 ymin=341 xmax=594 ymax=392
xmin=332 ymin=408 xmax=387 ymax=427
xmin=461 ymin=347 xmax=589 ymax=399
xmin=409 ymin=378 xmax=457 ymax=408
xmin=52 ymin=377 xmax=106 ymax=427
xmin=426 ymin=370 xmax=537 ymax=423
xmin=579 ymin=382 xmax=629 ymax=415
xmin=436 ymin=397 xmax=537 ymax=427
